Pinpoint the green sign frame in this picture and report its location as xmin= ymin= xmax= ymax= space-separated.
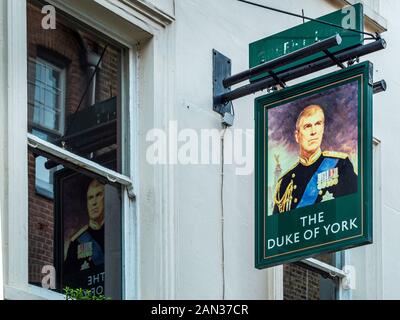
xmin=249 ymin=4 xmax=364 ymax=82
xmin=255 ymin=61 xmax=373 ymax=269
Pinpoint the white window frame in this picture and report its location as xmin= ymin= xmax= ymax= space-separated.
xmin=4 ymin=0 xmax=175 ymax=300
xmin=27 ymin=134 xmax=135 ymax=193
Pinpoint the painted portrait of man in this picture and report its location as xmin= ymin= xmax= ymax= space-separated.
xmin=272 ymin=104 xmax=357 ymax=214
xmin=53 ymin=169 xmax=107 ymax=295
xmin=267 ymin=81 xmax=359 ymax=215
xmin=63 ymin=179 xmax=105 ymax=277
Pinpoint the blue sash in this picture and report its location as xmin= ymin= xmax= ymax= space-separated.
xmin=78 ymin=231 xmax=104 ymax=266
xmin=297 ymin=158 xmax=339 ymax=208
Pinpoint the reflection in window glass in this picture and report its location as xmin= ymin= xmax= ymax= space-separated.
xmin=35 ymin=155 xmax=63 ymax=199
xmin=28 ymin=150 xmax=122 ymax=299
xmin=283 ymin=263 xmax=339 ymax=300
xmin=27 ymin=0 xmax=125 ymax=299
xmin=27 ymin=1 xmax=124 ymax=173
xmin=283 ymin=251 xmax=342 ymax=300
xmin=314 ymin=252 xmax=340 ymax=266
xmin=28 ymin=58 xmax=65 ymax=135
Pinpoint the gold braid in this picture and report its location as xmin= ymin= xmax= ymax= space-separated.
xmin=274 ymin=179 xmax=294 ymax=213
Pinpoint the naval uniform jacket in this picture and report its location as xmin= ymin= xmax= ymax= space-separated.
xmin=272 ymin=151 xmax=357 ymax=214
xmin=63 ymin=224 xmax=105 ymax=290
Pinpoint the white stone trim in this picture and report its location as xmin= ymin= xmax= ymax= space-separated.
xmin=47 ymin=0 xmax=151 ymax=46
xmin=4 ymin=285 xmax=65 ymax=300
xmin=5 ymin=0 xmax=29 ymax=291
xmin=267 ymin=266 xmax=283 ymax=300
xmin=303 ymin=258 xmax=348 ymax=278
xmin=119 ymin=0 xmax=175 ymax=27
xmin=341 ymin=0 xmax=387 ymax=32
xmin=0 ymin=203 xmax=4 ymax=300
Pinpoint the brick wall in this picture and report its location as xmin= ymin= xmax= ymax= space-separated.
xmin=28 ymin=151 xmax=54 ymax=284
xmin=27 ymin=2 xmax=120 ymax=285
xmin=283 ymin=264 xmax=320 ymax=300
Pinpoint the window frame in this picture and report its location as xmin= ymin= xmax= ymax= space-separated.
xmin=26 ymin=4 xmax=133 ymax=298
xmin=28 ymin=56 xmax=66 ymax=136
xmin=4 ymin=0 xmax=141 ymax=300
xmin=284 ymin=256 xmax=345 ymax=300
xmin=4 ymin=0 xmax=175 ymax=301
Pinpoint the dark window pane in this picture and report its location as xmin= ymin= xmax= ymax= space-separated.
xmin=27 ymin=1 xmax=124 ymax=173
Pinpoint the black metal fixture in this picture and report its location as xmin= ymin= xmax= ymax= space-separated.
xmin=373 ymin=80 xmax=387 ymax=94
xmin=222 ymin=34 xmax=342 ymax=88
xmin=213 ymin=37 xmax=387 ymax=118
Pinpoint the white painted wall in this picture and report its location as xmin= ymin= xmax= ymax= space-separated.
xmin=0 ymin=0 xmax=5 ymax=301
xmin=143 ymin=0 xmax=174 ymax=17
xmin=345 ymin=0 xmax=400 ymax=300
xmin=346 ymin=140 xmax=383 ymax=299
xmin=171 ymin=0 xmax=349 ymax=299
xmin=373 ymin=0 xmax=400 ymax=299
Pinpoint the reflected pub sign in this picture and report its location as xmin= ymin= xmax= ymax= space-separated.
xmin=255 ymin=61 xmax=373 ymax=268
xmin=54 ymin=165 xmax=122 ymax=297
xmin=55 ymin=171 xmax=106 ymax=294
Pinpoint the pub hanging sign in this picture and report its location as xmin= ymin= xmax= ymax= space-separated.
xmin=255 ymin=61 xmax=373 ymax=269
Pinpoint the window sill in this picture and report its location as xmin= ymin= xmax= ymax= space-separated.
xmin=4 ymin=285 xmax=65 ymax=300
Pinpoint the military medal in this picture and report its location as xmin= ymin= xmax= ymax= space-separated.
xmin=321 ymin=190 xmax=335 ymax=202
xmin=317 ymin=168 xmax=339 ymax=190
xmin=77 ymin=241 xmax=93 ymax=259
xmin=80 ymin=260 xmax=90 ymax=271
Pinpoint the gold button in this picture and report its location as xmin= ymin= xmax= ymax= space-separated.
xmin=294 ymin=198 xmax=298 ymax=203
xmin=319 ymin=190 xmax=323 ymax=195
xmin=292 ymin=173 xmax=296 ymax=178
xmin=294 ymin=185 xmax=297 ymax=190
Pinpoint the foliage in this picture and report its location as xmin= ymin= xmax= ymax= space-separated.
xmin=64 ymin=287 xmax=111 ymax=300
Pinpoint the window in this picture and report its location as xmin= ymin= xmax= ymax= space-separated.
xmin=283 ymin=252 xmax=343 ymax=300
xmin=5 ymin=0 xmax=170 ymax=301
xmin=27 ymin=1 xmax=124 ymax=173
xmin=26 ymin=0 xmax=129 ymax=299
xmin=28 ymin=58 xmax=66 ymax=136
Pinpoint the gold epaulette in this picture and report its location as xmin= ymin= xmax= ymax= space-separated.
xmin=323 ymin=151 xmax=348 ymax=159
xmin=71 ymin=225 xmax=89 ymax=242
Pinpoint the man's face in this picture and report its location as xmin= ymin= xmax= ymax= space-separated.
xmin=87 ymin=181 xmax=105 ymax=222
xmin=295 ymin=109 xmax=325 ymax=156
